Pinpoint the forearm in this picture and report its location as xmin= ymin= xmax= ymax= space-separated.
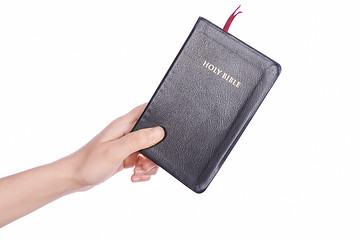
xmin=0 ymin=103 xmax=164 ymax=228
xmin=0 ymin=157 xmax=77 ymax=228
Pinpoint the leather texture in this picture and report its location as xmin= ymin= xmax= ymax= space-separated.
xmin=131 ymin=17 xmax=281 ymax=193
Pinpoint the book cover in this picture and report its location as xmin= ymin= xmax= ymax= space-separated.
xmin=131 ymin=17 xmax=281 ymax=193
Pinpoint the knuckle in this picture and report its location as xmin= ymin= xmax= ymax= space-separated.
xmin=109 ymin=116 xmax=124 ymax=128
xmin=122 ymin=122 xmax=134 ymax=134
xmin=133 ymin=130 xmax=149 ymax=147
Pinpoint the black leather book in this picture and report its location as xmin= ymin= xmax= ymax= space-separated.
xmin=131 ymin=17 xmax=281 ymax=193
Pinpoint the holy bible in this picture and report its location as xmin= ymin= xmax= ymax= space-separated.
xmin=131 ymin=17 xmax=281 ymax=193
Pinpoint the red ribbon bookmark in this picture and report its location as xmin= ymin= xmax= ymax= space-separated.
xmin=223 ymin=4 xmax=242 ymax=32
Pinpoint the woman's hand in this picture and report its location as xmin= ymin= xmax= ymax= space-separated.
xmin=64 ymin=102 xmax=165 ymax=191
xmin=0 ymin=103 xmax=164 ymax=227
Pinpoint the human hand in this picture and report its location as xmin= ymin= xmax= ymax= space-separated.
xmin=62 ymin=103 xmax=165 ymax=191
xmin=0 ymin=103 xmax=164 ymax=227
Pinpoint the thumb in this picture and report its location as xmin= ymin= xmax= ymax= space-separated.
xmin=115 ymin=126 xmax=165 ymax=158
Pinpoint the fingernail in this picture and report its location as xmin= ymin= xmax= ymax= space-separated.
xmin=135 ymin=169 xmax=146 ymax=175
xmin=132 ymin=176 xmax=141 ymax=182
xmin=148 ymin=126 xmax=165 ymax=141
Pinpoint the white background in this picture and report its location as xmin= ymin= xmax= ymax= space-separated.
xmin=0 ymin=0 xmax=359 ymax=239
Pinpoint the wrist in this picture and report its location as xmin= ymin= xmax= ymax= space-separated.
xmin=51 ymin=155 xmax=84 ymax=194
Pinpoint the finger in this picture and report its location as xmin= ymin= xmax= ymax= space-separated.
xmin=134 ymin=163 xmax=158 ymax=176
xmin=133 ymin=165 xmax=147 ymax=176
xmin=136 ymin=153 xmax=156 ymax=169
xmin=122 ymin=152 xmax=141 ymax=169
xmin=122 ymin=102 xmax=148 ymax=123
xmin=112 ymin=152 xmax=142 ymax=176
xmin=135 ymin=154 xmax=158 ymax=175
xmin=145 ymin=165 xmax=159 ymax=176
xmin=136 ymin=153 xmax=147 ymax=166
xmin=141 ymin=158 xmax=157 ymax=172
xmin=112 ymin=126 xmax=165 ymax=160
xmin=131 ymin=174 xmax=151 ymax=183
xmin=100 ymin=103 xmax=148 ymax=141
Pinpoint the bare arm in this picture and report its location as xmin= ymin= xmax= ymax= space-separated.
xmin=0 ymin=103 xmax=165 ymax=228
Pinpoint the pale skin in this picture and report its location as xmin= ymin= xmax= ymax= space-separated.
xmin=0 ymin=103 xmax=165 ymax=228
